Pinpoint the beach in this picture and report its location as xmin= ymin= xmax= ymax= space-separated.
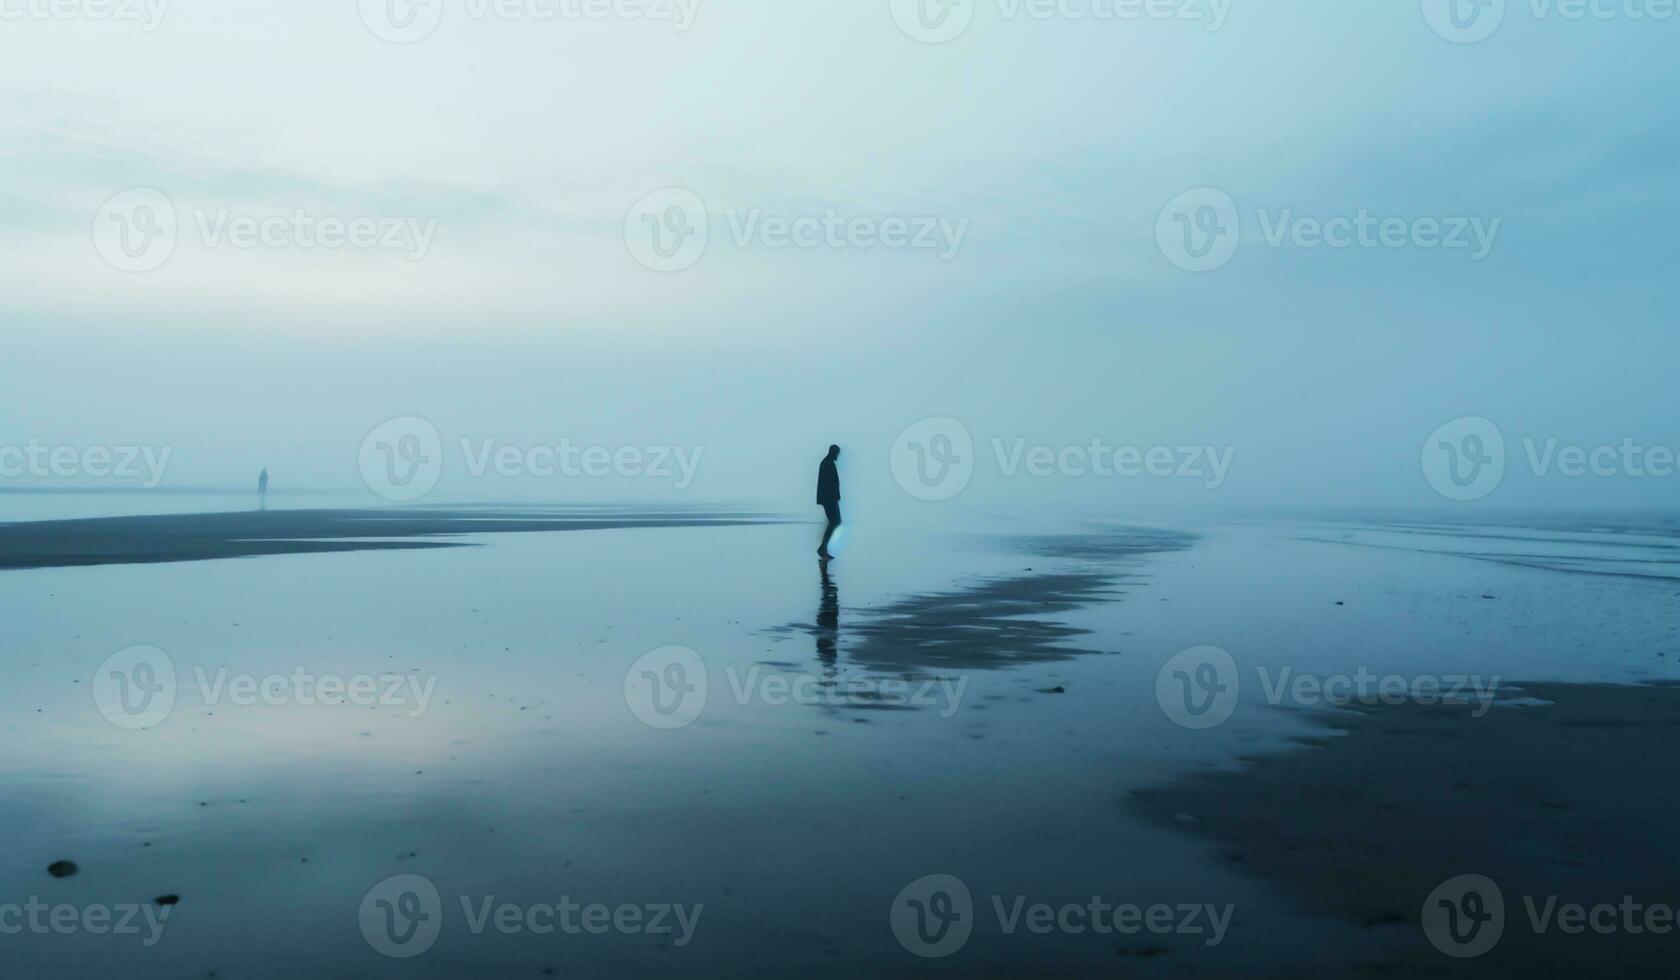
xmin=9 ymin=0 xmax=1672 ymax=973
xmin=4 ymin=504 xmax=1678 ymax=977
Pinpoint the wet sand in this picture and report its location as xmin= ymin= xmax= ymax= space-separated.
xmin=0 ymin=506 xmax=783 ymax=570
xmin=1128 ymin=682 xmax=1680 ymax=977
xmin=10 ymin=514 xmax=1676 ymax=977
xmin=6 ymin=518 xmax=1203 ymax=979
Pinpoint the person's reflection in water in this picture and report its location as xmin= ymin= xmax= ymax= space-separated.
xmin=816 ymin=561 xmax=840 ymax=687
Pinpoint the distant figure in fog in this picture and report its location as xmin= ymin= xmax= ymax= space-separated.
xmin=817 ymin=444 xmax=841 ymax=560
xmin=257 ymin=468 xmax=269 ymax=511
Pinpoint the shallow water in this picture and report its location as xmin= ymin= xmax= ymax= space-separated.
xmin=3 ymin=503 xmax=1676 ymax=976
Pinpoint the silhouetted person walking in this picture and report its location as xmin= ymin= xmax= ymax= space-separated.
xmin=257 ymin=468 xmax=269 ymax=511
xmin=817 ymin=444 xmax=841 ymax=559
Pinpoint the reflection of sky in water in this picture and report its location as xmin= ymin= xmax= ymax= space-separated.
xmin=4 ymin=505 xmax=1679 ymax=976
xmin=1290 ymin=516 xmax=1680 ymax=581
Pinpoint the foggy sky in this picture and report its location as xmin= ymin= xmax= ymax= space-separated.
xmin=2 ymin=0 xmax=1675 ymax=515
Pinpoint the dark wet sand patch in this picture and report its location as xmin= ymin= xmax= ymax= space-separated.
xmin=840 ymin=570 xmax=1123 ymax=672
xmin=841 ymin=528 xmax=1192 ymax=673
xmin=0 ymin=507 xmax=784 ymax=570
xmin=772 ymin=528 xmax=1193 ymax=680
xmin=1128 ymin=682 xmax=1680 ymax=977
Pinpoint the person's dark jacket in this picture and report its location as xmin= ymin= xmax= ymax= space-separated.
xmin=817 ymin=457 xmax=840 ymax=505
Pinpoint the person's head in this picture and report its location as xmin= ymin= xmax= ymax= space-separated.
xmin=827 ymin=444 xmax=841 ymax=460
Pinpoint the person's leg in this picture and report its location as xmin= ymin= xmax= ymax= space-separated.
xmin=818 ymin=503 xmax=840 ymax=555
